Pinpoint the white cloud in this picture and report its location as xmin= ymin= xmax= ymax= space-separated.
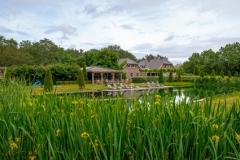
xmin=0 ymin=0 xmax=240 ymax=64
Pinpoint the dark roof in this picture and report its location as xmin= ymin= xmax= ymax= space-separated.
xmin=86 ymin=66 xmax=122 ymax=73
xmin=138 ymin=58 xmax=173 ymax=69
xmin=118 ymin=58 xmax=137 ymax=65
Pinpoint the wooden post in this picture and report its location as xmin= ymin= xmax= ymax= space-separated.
xmin=101 ymin=73 xmax=104 ymax=84
xmin=120 ymin=73 xmax=123 ymax=82
xmin=112 ymin=73 xmax=115 ymax=82
xmin=92 ymin=72 xmax=94 ymax=84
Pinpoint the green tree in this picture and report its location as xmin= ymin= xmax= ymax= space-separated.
xmin=168 ymin=70 xmax=173 ymax=82
xmin=158 ymin=69 xmax=164 ymax=83
xmin=77 ymin=70 xmax=85 ymax=89
xmin=44 ymin=69 xmax=53 ymax=92
xmin=82 ymin=63 xmax=87 ymax=80
xmin=176 ymin=69 xmax=182 ymax=82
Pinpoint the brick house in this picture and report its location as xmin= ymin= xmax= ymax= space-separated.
xmin=138 ymin=57 xmax=174 ymax=69
xmin=118 ymin=58 xmax=144 ymax=79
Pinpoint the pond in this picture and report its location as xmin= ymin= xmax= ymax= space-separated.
xmin=59 ymin=86 xmax=197 ymax=103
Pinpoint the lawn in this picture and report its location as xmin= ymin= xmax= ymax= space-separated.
xmin=212 ymin=92 xmax=240 ymax=106
xmin=163 ymin=81 xmax=194 ymax=87
xmin=32 ymin=84 xmax=108 ymax=95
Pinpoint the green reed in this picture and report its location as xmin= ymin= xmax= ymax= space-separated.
xmin=0 ymin=81 xmax=239 ymax=159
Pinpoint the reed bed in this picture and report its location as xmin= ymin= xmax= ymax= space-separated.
xmin=0 ymin=81 xmax=240 ymax=159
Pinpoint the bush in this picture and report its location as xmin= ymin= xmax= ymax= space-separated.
xmin=168 ymin=70 xmax=173 ymax=82
xmin=194 ymin=76 xmax=240 ymax=96
xmin=44 ymin=69 xmax=53 ymax=92
xmin=77 ymin=70 xmax=85 ymax=89
xmin=158 ymin=70 xmax=164 ymax=83
xmin=132 ymin=77 xmax=159 ymax=83
xmin=6 ymin=64 xmax=80 ymax=84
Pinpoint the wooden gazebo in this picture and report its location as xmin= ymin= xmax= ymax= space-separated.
xmin=86 ymin=66 xmax=123 ymax=84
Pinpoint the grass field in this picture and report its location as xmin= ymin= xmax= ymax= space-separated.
xmin=32 ymin=84 xmax=108 ymax=95
xmin=0 ymin=81 xmax=240 ymax=159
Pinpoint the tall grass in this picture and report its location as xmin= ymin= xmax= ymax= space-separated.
xmin=0 ymin=81 xmax=240 ymax=159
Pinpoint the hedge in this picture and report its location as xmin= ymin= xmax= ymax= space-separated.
xmin=6 ymin=64 xmax=81 ymax=84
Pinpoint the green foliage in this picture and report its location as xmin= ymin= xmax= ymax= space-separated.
xmin=176 ymin=69 xmax=182 ymax=82
xmin=158 ymin=69 xmax=164 ymax=83
xmin=0 ymin=36 xmax=83 ymax=66
xmin=84 ymin=48 xmax=120 ymax=69
xmin=132 ymin=76 xmax=159 ymax=83
xmin=194 ymin=76 xmax=240 ymax=96
xmin=0 ymin=82 xmax=240 ymax=159
xmin=104 ymin=45 xmax=137 ymax=61
xmin=182 ymin=43 xmax=240 ymax=76
xmin=168 ymin=70 xmax=173 ymax=82
xmin=77 ymin=70 xmax=85 ymax=89
xmin=82 ymin=64 xmax=87 ymax=80
xmin=44 ymin=69 xmax=53 ymax=92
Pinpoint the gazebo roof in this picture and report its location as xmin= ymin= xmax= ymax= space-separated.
xmin=86 ymin=66 xmax=122 ymax=73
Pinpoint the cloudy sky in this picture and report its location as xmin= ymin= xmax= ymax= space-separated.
xmin=1 ymin=0 xmax=240 ymax=64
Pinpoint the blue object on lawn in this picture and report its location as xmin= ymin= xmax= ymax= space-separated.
xmin=33 ymin=80 xmax=42 ymax=86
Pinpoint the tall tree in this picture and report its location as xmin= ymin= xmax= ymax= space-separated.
xmin=77 ymin=70 xmax=85 ymax=89
xmin=44 ymin=69 xmax=53 ymax=92
xmin=158 ymin=69 xmax=164 ymax=84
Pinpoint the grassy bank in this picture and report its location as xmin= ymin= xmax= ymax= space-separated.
xmin=163 ymin=82 xmax=194 ymax=87
xmin=212 ymin=92 xmax=240 ymax=106
xmin=0 ymin=82 xmax=240 ymax=159
xmin=32 ymin=84 xmax=108 ymax=95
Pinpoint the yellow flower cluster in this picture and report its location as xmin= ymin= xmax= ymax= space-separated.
xmin=81 ymin=132 xmax=89 ymax=139
xmin=211 ymin=135 xmax=220 ymax=143
xmin=155 ymin=95 xmax=161 ymax=105
xmin=91 ymin=140 xmax=100 ymax=148
xmin=27 ymin=151 xmax=37 ymax=160
xmin=212 ymin=124 xmax=219 ymax=129
xmin=236 ymin=133 xmax=240 ymax=142
xmin=9 ymin=138 xmax=19 ymax=150
xmin=55 ymin=129 xmax=62 ymax=137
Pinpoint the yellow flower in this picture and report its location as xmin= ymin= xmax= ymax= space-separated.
xmin=92 ymin=140 xmax=100 ymax=148
xmin=9 ymin=140 xmax=18 ymax=150
xmin=72 ymin=100 xmax=78 ymax=105
xmin=55 ymin=129 xmax=62 ymax=137
xmin=155 ymin=95 xmax=161 ymax=101
xmin=15 ymin=137 xmax=21 ymax=143
xmin=28 ymin=151 xmax=37 ymax=160
xmin=235 ymin=133 xmax=240 ymax=142
xmin=81 ymin=132 xmax=89 ymax=139
xmin=211 ymin=135 xmax=220 ymax=143
xmin=212 ymin=124 xmax=219 ymax=129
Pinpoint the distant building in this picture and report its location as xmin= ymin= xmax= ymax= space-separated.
xmin=139 ymin=57 xmax=173 ymax=69
xmin=86 ymin=66 xmax=123 ymax=84
xmin=118 ymin=58 xmax=144 ymax=79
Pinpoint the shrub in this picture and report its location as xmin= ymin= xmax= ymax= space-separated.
xmin=6 ymin=64 xmax=80 ymax=84
xmin=158 ymin=70 xmax=164 ymax=84
xmin=176 ymin=69 xmax=182 ymax=82
xmin=168 ymin=70 xmax=173 ymax=82
xmin=132 ymin=77 xmax=159 ymax=83
xmin=44 ymin=69 xmax=54 ymax=92
xmin=77 ymin=70 xmax=85 ymax=89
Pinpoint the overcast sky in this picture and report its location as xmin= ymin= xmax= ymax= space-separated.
xmin=1 ymin=0 xmax=240 ymax=64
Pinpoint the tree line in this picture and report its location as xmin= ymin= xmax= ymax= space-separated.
xmin=0 ymin=35 xmax=137 ymax=69
xmin=182 ymin=42 xmax=240 ymax=76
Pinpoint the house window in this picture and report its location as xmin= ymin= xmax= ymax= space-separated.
xmin=137 ymin=73 xmax=139 ymax=76
xmin=130 ymin=73 xmax=133 ymax=77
